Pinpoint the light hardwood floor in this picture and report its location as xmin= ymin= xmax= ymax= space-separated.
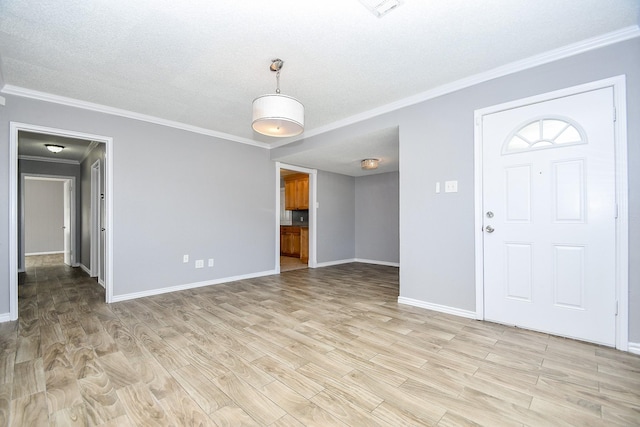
xmin=279 ymin=256 xmax=307 ymax=272
xmin=1 ymin=258 xmax=639 ymax=426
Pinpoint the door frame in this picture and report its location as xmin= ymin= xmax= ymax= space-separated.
xmin=9 ymin=122 xmax=115 ymax=320
xmin=275 ymin=162 xmax=318 ymax=271
xmin=473 ymin=76 xmax=628 ymax=351
xmin=90 ymin=159 xmax=102 ymax=281
xmin=21 ymin=175 xmax=76 ymax=267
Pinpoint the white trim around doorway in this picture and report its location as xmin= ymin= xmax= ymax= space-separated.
xmin=275 ymin=163 xmax=318 ymax=273
xmin=9 ymin=122 xmax=114 ymax=321
xmin=473 ymin=76 xmax=629 ymax=351
xmin=20 ymin=174 xmax=77 ymax=271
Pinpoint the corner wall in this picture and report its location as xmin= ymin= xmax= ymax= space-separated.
xmin=355 ymin=172 xmax=399 ymax=264
xmin=316 ymin=171 xmax=355 ymax=264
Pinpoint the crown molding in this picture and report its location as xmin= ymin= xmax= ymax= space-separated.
xmin=1 ymin=85 xmax=270 ymax=149
xmin=275 ymin=25 xmax=640 ymax=147
xmin=18 ymin=155 xmax=80 ymax=165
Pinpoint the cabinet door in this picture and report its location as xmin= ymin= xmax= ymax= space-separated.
xmin=284 ymin=180 xmax=296 ymax=210
xmin=291 ymin=233 xmax=301 ymax=257
xmin=300 ymin=228 xmax=308 ymax=263
xmin=296 ymin=177 xmax=309 ymax=209
xmin=280 ymin=230 xmax=286 ymax=255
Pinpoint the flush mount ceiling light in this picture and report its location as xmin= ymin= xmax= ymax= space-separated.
xmin=359 ymin=0 xmax=403 ymax=17
xmin=252 ymin=59 xmax=304 ymax=138
xmin=45 ymin=144 xmax=64 ymax=153
xmin=361 ymin=159 xmax=379 ymax=170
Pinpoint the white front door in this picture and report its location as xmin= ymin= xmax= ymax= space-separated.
xmin=481 ymin=87 xmax=616 ymax=346
xmin=63 ymin=179 xmax=72 ymax=266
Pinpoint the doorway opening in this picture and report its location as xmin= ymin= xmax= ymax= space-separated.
xmin=276 ymin=163 xmax=317 ymax=273
xmin=9 ymin=123 xmax=114 ymax=320
xmin=21 ymin=175 xmax=76 ymax=273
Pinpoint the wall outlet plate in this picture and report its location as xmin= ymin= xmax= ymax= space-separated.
xmin=183 ymin=254 xmax=189 ymax=263
xmin=208 ymin=258 xmax=214 ymax=267
xmin=195 ymin=260 xmax=204 ymax=268
xmin=445 ymin=180 xmax=458 ymax=193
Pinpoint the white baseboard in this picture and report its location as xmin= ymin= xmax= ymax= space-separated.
xmin=0 ymin=312 xmax=12 ymax=323
xmin=315 ymin=258 xmax=356 ymax=268
xmin=26 ymin=251 xmax=64 ymax=256
xmin=111 ymin=269 xmax=278 ymax=303
xmin=79 ymin=264 xmax=91 ymax=275
xmin=397 ymin=296 xmax=476 ymax=319
xmin=628 ymin=342 xmax=640 ymax=355
xmin=354 ymin=258 xmax=400 ymax=267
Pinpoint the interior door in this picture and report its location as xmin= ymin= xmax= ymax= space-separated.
xmin=482 ymin=87 xmax=616 ymax=346
xmin=100 ymin=190 xmax=106 ymax=284
xmin=63 ymin=179 xmax=72 ymax=266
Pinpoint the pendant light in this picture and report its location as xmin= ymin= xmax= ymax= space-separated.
xmin=252 ymin=59 xmax=304 ymax=137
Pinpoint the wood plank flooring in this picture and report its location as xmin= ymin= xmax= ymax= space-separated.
xmin=1 ymin=258 xmax=639 ymax=426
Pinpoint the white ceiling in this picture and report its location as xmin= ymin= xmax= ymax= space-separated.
xmin=1 ymin=1 xmax=638 ymax=175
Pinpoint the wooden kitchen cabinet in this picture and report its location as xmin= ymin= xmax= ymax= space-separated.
xmin=284 ymin=173 xmax=309 ymax=210
xmin=280 ymin=226 xmax=301 ymax=257
xmin=300 ymin=227 xmax=309 ymax=263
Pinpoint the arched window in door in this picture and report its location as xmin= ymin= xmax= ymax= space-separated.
xmin=502 ymin=117 xmax=587 ymax=154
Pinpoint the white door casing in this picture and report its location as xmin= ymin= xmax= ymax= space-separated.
xmin=9 ymin=123 xmax=114 ymax=321
xmin=474 ymin=77 xmax=628 ymax=350
xmin=20 ymin=174 xmax=75 ymax=268
xmin=275 ymin=162 xmax=318 ymax=271
xmin=63 ymin=179 xmax=72 ymax=266
xmin=90 ymin=160 xmax=101 ymax=279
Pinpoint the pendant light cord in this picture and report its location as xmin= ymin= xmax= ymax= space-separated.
xmin=275 ymin=70 xmax=281 ymax=94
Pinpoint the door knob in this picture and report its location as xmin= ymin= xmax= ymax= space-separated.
xmin=485 ymin=225 xmax=495 ymax=233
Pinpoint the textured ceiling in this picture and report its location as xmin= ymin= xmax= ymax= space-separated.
xmin=1 ymin=1 xmax=638 ymax=174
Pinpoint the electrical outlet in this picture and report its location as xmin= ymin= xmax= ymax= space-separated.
xmin=183 ymin=254 xmax=189 ymax=263
xmin=445 ymin=180 xmax=458 ymax=193
xmin=435 ymin=182 xmax=440 ymax=193
xmin=195 ymin=260 xmax=204 ymax=268
xmin=208 ymin=258 xmax=214 ymax=267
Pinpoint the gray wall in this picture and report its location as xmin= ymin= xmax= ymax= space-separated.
xmin=24 ymin=179 xmax=64 ymax=254
xmin=18 ymin=159 xmax=82 ymax=270
xmin=355 ymin=171 xmax=399 ymax=263
xmin=272 ymin=38 xmax=640 ymax=342
xmin=0 ymin=95 xmax=275 ymax=312
xmin=80 ymin=144 xmax=106 ymax=271
xmin=316 ymin=171 xmax=355 ymax=263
